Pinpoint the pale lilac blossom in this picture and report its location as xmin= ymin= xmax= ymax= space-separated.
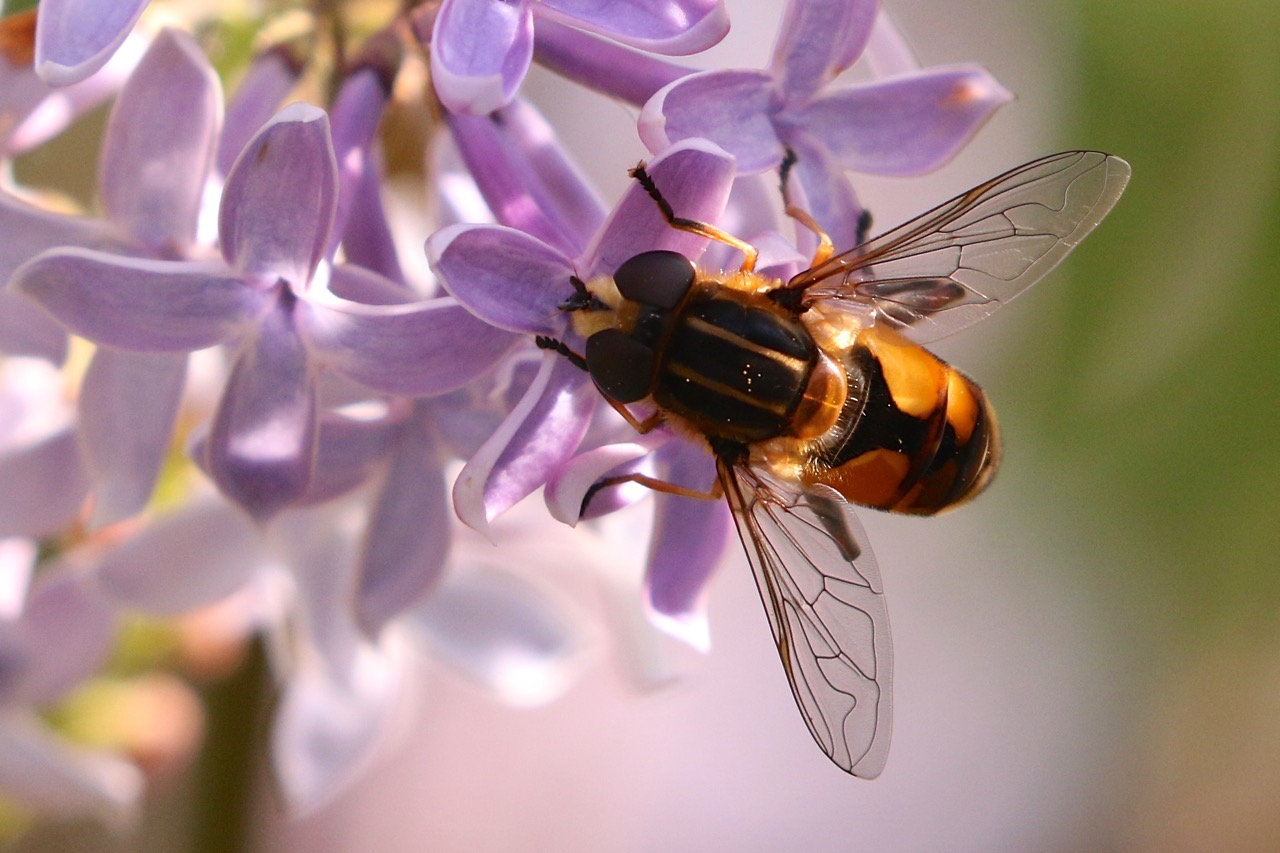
xmin=427 ymin=0 xmax=729 ymax=114
xmin=428 ymin=136 xmax=735 ymax=530
xmin=215 ymin=45 xmax=305 ymax=178
xmin=428 ymin=135 xmax=737 ymax=642
xmin=639 ymin=0 xmax=1012 ymax=248
xmin=1 ymin=29 xmax=221 ymax=525
xmin=13 ymin=103 xmax=516 ymax=522
xmin=1 ymin=28 xmax=146 ymax=157
xmin=0 ymin=541 xmax=143 ymax=823
xmin=0 ymin=359 xmax=89 ymax=538
xmin=0 ymin=0 xmax=1052 ymax=830
xmin=91 ymin=488 xmax=592 ymax=813
xmin=33 ymin=0 xmax=151 ymax=86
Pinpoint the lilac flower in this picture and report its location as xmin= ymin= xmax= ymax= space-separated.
xmin=215 ymin=45 xmax=305 ymax=178
xmin=428 ymin=138 xmax=738 ymax=642
xmin=0 ymin=26 xmax=145 ymax=158
xmin=544 ymin=433 xmax=731 ymax=650
xmin=93 ymin=489 xmax=592 ymax=812
xmin=639 ymin=0 xmax=1012 ymax=248
xmin=0 ymin=540 xmax=143 ymax=823
xmin=427 ymin=0 xmax=729 ymax=114
xmin=0 ymin=29 xmax=223 ymax=527
xmin=529 ymin=17 xmax=691 ymax=107
xmin=0 ymin=31 xmax=148 ymax=364
xmin=429 ymin=139 xmax=734 ymax=523
xmin=33 ymin=0 xmax=151 ymax=86
xmin=12 ymin=103 xmax=517 ymax=522
xmin=0 ymin=359 xmax=90 ymax=538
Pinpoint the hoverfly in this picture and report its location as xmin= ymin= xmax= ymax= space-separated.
xmin=536 ymin=151 xmax=1130 ymax=778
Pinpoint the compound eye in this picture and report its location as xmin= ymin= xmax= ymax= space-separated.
xmin=613 ymin=250 xmax=695 ymax=309
xmin=585 ymin=328 xmax=655 ymax=404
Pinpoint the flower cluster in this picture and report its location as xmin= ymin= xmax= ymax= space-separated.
xmin=0 ymin=0 xmax=1007 ymax=830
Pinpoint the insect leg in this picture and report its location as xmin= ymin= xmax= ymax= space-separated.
xmin=779 ymin=148 xmax=836 ymax=268
xmin=599 ymin=396 xmax=663 ymax=435
xmin=629 ymin=162 xmax=760 ymax=273
xmin=582 ymin=471 xmax=723 ymax=517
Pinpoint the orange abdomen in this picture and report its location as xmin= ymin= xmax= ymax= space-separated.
xmin=803 ymin=329 xmax=1001 ymax=515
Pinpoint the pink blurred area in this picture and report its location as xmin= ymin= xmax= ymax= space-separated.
xmin=260 ymin=506 xmax=1115 ymax=852
xmin=259 ymin=4 xmax=1121 ymax=850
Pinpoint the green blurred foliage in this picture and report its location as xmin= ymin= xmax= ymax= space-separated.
xmin=1 ymin=0 xmax=38 ymax=19
xmin=1005 ymin=0 xmax=1280 ymax=633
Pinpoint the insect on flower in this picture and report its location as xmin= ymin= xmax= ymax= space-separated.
xmin=536 ymin=150 xmax=1131 ymax=778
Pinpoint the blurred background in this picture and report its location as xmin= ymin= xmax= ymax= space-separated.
xmin=10 ymin=0 xmax=1280 ymax=850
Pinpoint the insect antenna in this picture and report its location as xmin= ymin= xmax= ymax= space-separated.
xmin=534 ymin=335 xmax=587 ymax=371
xmin=558 ymin=275 xmax=604 ymax=312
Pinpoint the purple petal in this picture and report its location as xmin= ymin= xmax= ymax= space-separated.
xmin=496 ymin=99 xmax=607 ymax=244
xmin=4 ymin=34 xmax=142 ymax=156
xmin=272 ymin=509 xmax=360 ymax=667
xmin=0 ymin=189 xmax=101 ymax=357
xmin=11 ymin=249 xmax=268 ymax=352
xmin=863 ymin=9 xmax=920 ymax=77
xmin=573 ymin=432 xmax=720 ymax=519
xmin=0 ymin=716 xmax=142 ymax=822
xmin=217 ymin=48 xmax=302 ymax=175
xmin=533 ymin=19 xmax=689 ymax=107
xmin=427 ymin=223 xmax=575 ymax=335
xmin=639 ymin=70 xmax=783 ymax=173
xmin=445 ymin=110 xmax=581 ymax=255
xmin=338 ymin=159 xmax=405 ymax=284
xmin=95 ymin=500 xmax=265 ymax=613
xmin=430 ymin=0 xmax=534 ymax=115
xmin=644 ymin=492 xmax=730 ymax=651
xmin=0 ymin=56 xmax=56 ymax=155
xmin=453 ymin=355 xmax=596 ymax=535
xmin=32 ymin=0 xmax=149 ymax=86
xmin=0 ymin=189 xmax=105 ymax=285
xmin=328 ymin=69 xmax=389 ymax=261
xmin=410 ymin=569 xmax=582 ymax=706
xmin=271 ymin=643 xmax=403 ymax=814
xmin=430 ymin=377 xmax=524 ymax=461
xmin=770 ymin=0 xmax=878 ymax=101
xmin=792 ymin=65 xmax=1012 ymax=176
xmin=99 ymin=28 xmax=221 ymax=254
xmin=643 ymin=441 xmax=729 ymax=649
xmin=539 ymin=0 xmax=728 ymax=54
xmin=0 ymin=427 xmax=89 ymax=538
xmin=543 ymin=439 xmax=658 ymax=524
xmin=269 ymin=511 xmax=405 ymax=813
xmin=7 ymin=568 xmax=116 ymax=705
xmin=78 ymin=350 xmax=186 ymax=527
xmin=329 ymin=69 xmax=387 ymax=186
xmin=586 ymin=140 xmax=738 ymax=274
xmin=0 ymin=538 xmax=36 ymax=620
xmin=535 ymin=0 xmax=727 ymax=54
xmin=779 ymin=133 xmax=865 ymax=255
xmin=0 ymin=293 xmax=68 ymax=363
xmin=301 ymin=408 xmax=406 ymax=506
xmin=203 ymin=303 xmax=316 ymax=522
xmin=356 ymin=420 xmax=449 ymax=635
xmin=219 ymin=104 xmax=337 ymax=285
xmin=326 ymin=262 xmax=416 ymax=305
xmin=301 ymin=280 xmax=520 ymax=396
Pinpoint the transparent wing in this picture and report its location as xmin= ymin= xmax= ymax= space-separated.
xmin=787 ymin=151 xmax=1131 ymax=343
xmin=717 ymin=457 xmax=893 ymax=777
